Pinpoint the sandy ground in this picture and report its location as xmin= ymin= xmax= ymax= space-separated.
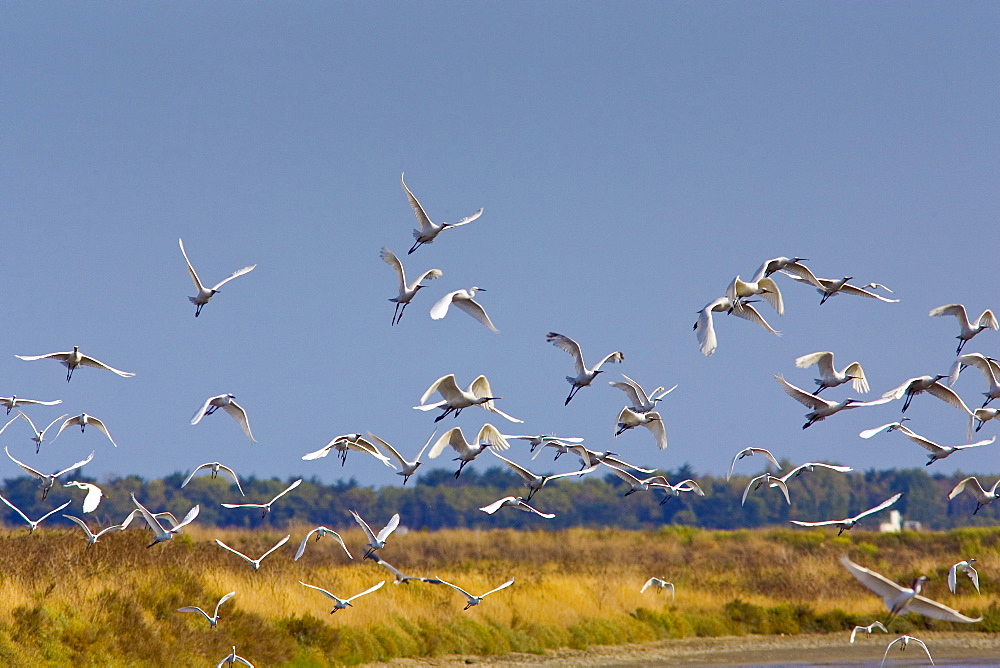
xmin=365 ymin=632 xmax=1000 ymax=667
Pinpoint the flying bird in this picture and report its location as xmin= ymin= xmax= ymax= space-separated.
xmin=433 ymin=577 xmax=514 ymax=610
xmin=13 ymin=411 xmax=69 ymax=453
xmin=479 ymin=496 xmax=555 ymax=519
xmin=727 ymin=447 xmax=782 ymax=480
xmin=929 ymin=303 xmax=998 ymax=354
xmin=0 ymin=495 xmax=70 ymax=533
xmin=415 ymin=374 xmax=522 ymax=423
xmin=790 ymin=493 xmax=902 ymax=535
xmin=640 ymin=578 xmax=675 ymax=600
xmin=53 ymin=413 xmax=118 ymax=448
xmin=380 ymin=247 xmax=443 ymax=325
xmin=881 ymin=635 xmax=934 ymax=668
xmin=742 ymin=473 xmax=790 ymax=506
xmin=850 ymin=621 xmax=888 ymax=644
xmin=428 ymin=424 xmax=511 ymax=477
xmin=725 ymin=275 xmax=784 ymax=315
xmin=299 ymin=580 xmax=385 ymax=613
xmin=6 ymin=447 xmax=94 ymax=500
xmin=546 ymin=332 xmax=624 ymax=405
xmin=191 ymin=394 xmax=255 ymax=443
xmin=301 ymin=433 xmax=394 ymax=467
xmin=601 ymin=462 xmax=668 ymax=497
xmin=0 ymin=396 xmax=61 ymax=415
xmin=881 ymin=375 xmax=972 ymax=414
xmin=694 ymin=297 xmax=780 ymax=357
xmin=366 ymin=431 xmax=434 ymax=484
xmin=63 ymin=480 xmax=104 ymax=512
xmin=750 ymin=257 xmax=822 ymax=287
xmin=971 ymin=407 xmax=1000 ymax=435
xmin=654 ymin=479 xmax=705 ymax=505
xmin=615 ymin=407 xmax=667 ymax=449
xmin=948 ymin=477 xmax=1000 ymax=515
xmin=216 ymin=646 xmax=253 ymax=668
xmin=783 ymin=273 xmax=900 ymax=305
xmin=215 ymin=535 xmax=290 ymax=571
xmin=351 ymin=510 xmax=400 ymax=559
xmin=294 ymin=526 xmax=353 ymax=561
xmin=178 ymin=591 xmax=236 ymax=629
xmin=401 ymin=172 xmax=483 ymax=254
xmin=62 ymin=514 xmax=126 ymax=546
xmin=608 ymin=374 xmax=676 ymax=413
xmin=221 ymin=479 xmax=302 ymax=518
xmin=502 ymin=433 xmax=585 ymax=453
xmin=130 ymin=493 xmax=199 ymax=547
xmin=489 ymin=450 xmax=596 ymax=500
xmin=182 ymin=462 xmax=245 ymax=495
xmin=430 ymin=287 xmax=498 ymax=331
xmin=794 ymin=351 xmax=869 ymax=394
xmin=948 ymin=559 xmax=979 ymax=595
xmin=178 ymin=238 xmax=256 ymax=317
xmin=948 ymin=353 xmax=1000 ymax=407
xmin=16 ymin=346 xmax=135 ymax=382
xmin=369 ymin=555 xmax=442 ymax=584
xmin=871 ymin=422 xmax=996 ymax=466
xmin=775 ymin=375 xmax=891 ymax=429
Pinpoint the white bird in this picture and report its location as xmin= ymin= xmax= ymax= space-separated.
xmin=609 ymin=374 xmax=676 ymax=413
xmin=840 ymin=556 xmax=982 ymax=623
xmin=62 ymin=514 xmax=126 ymax=546
xmin=850 ymin=621 xmax=888 ymax=644
xmin=434 ymin=577 xmax=514 ymax=610
xmin=300 ymin=580 xmax=385 ymax=613
xmin=191 ymin=394 xmax=255 ymax=443
xmin=929 ymin=303 xmax=998 ymax=355
xmin=727 ymin=447 xmax=782 ymax=481
xmin=882 ymin=375 xmax=972 ymax=414
xmin=370 ymin=555 xmax=442 ymax=584
xmin=653 ymin=479 xmax=705 ymax=505
xmin=0 ymin=396 xmax=61 ymax=415
xmin=415 ymin=374 xmax=522 ymax=423
xmin=615 ymin=407 xmax=667 ymax=449
xmin=6 ymin=447 xmax=94 ymax=500
xmin=351 ymin=510 xmax=400 ymax=559
xmin=948 ymin=477 xmax=1000 ymax=515
xmin=221 ymin=479 xmax=302 ymax=518
xmin=489 ymin=450 xmax=596 ymax=500
xmin=601 ymin=462 xmax=668 ymax=497
xmin=881 ymin=635 xmax=934 ymax=667
xmin=694 ymin=297 xmax=780 ymax=357
xmin=0 ymin=495 xmax=70 ymax=533
xmin=859 ymin=420 xmax=910 ymax=439
xmin=640 ymin=578 xmax=675 ymax=599
xmin=546 ymin=332 xmax=624 ymax=405
xmin=301 ymin=433 xmax=394 ymax=467
xmin=783 ymin=273 xmax=900 ymax=305
xmin=479 ymin=496 xmax=555 ymax=519
xmin=366 ymin=431 xmax=434 ymax=484
xmin=294 ymin=526 xmax=353 ymax=561
xmin=971 ymin=407 xmax=1000 ymax=435
xmin=14 ymin=411 xmax=69 ymax=453
xmin=568 ymin=447 xmax=656 ymax=473
xmin=63 ymin=480 xmax=104 ymax=513
xmin=430 ymin=287 xmax=498 ymax=332
xmin=215 ymin=535 xmax=290 ymax=571
xmin=530 ymin=439 xmax=593 ymax=463
xmin=863 ymin=282 xmax=895 ymax=293
xmin=790 ymin=493 xmax=902 ymax=535
xmin=948 ymin=559 xmax=979 ymax=594
xmin=751 ymin=257 xmax=823 ymax=287
xmin=401 ymin=172 xmax=483 ymax=255
xmin=182 ymin=462 xmax=245 ymax=495
xmin=16 ymin=346 xmax=135 ymax=382
xmin=380 ymin=247 xmax=443 ymax=325
xmin=130 ymin=493 xmax=199 ymax=547
xmin=949 ymin=353 xmax=1000 ymax=407
xmin=777 ymin=462 xmax=853 ymax=485
xmin=725 ymin=275 xmax=784 ymax=315
xmin=879 ymin=423 xmax=996 ymax=466
xmin=775 ymin=375 xmax=892 ymax=429
xmin=428 ymin=424 xmax=512 ymax=477
xmin=178 ymin=238 xmax=256 ymax=317
xmin=53 ymin=413 xmax=118 ymax=448
xmin=502 ymin=433 xmax=585 ymax=453
xmin=217 ymin=647 xmax=253 ymax=668
xmin=795 ymin=351 xmax=869 ymax=394
xmin=178 ymin=591 xmax=236 ymax=629
xmin=742 ymin=473 xmax=790 ymax=506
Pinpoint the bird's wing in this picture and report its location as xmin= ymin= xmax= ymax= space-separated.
xmin=694 ymin=306 xmax=718 ymax=356
xmin=373 ymin=556 xmax=408 ymax=579
xmin=882 ymin=378 xmax=918 ymax=401
xmin=16 ymin=410 xmax=41 ymax=436
xmin=413 ymin=430 xmax=437 ymax=462
xmin=351 ymin=510 xmax=378 ymax=543
xmin=53 ymin=416 xmax=80 ymax=441
xmin=214 ymin=591 xmax=236 ymax=617
xmin=840 ymin=556 xmax=905 ymax=601
xmin=401 ymin=173 xmax=433 ymax=231
xmin=609 ymin=379 xmax=644 ymax=406
xmin=480 ymin=577 xmax=515 ymax=598
xmin=517 ymin=500 xmax=555 ymax=518
xmin=731 ymin=301 xmax=780 ymax=335
xmin=674 ymin=479 xmax=704 ymax=496
xmin=259 ymin=535 xmax=291 ymax=561
xmin=5 ymin=446 xmax=44 ymax=479
xmin=909 ymin=595 xmax=982 ymax=622
xmin=838 ymin=283 xmax=899 ymax=302
xmin=15 ymin=351 xmax=71 ymax=362
xmin=640 ymin=578 xmax=659 ymax=593
xmin=299 ymin=581 xmax=337 ymax=601
xmin=350 ymin=437 xmax=396 ymax=468
xmin=484 ymin=404 xmax=523 ymax=424
xmin=209 ymin=264 xmax=256 ymax=292
xmin=77 ymin=354 xmax=135 ymax=377
xmin=429 ymin=291 xmax=458 ymax=320
xmin=218 ymin=464 xmax=245 ymax=495
xmin=794 ymin=351 xmax=833 ymax=373
xmin=926 ymin=382 xmax=973 ymax=415
xmin=478 ymin=423 xmax=512 ymax=450
xmin=741 ymin=476 xmax=763 ymax=506
xmin=859 ymin=423 xmax=902 ymax=439
xmin=301 ymin=442 xmax=335 ymax=460
xmin=803 ymin=463 xmax=853 ymax=474
xmin=726 ymin=449 xmax=749 ymax=481
xmin=603 ymin=462 xmax=641 ymax=486
xmin=178 ymin=238 xmax=205 ymax=292
xmin=0 ymin=415 xmax=19 ymax=436
xmin=413 ymin=267 xmax=444 ymax=286
xmin=178 ymin=606 xmax=212 ymax=622
xmin=346 ymin=580 xmax=385 ymax=603
xmin=40 ymin=414 xmax=70 ymax=439
xmin=479 ymin=497 xmax=512 ymax=514
xmin=376 ymin=513 xmax=400 ymax=543
xmin=546 ymin=467 xmax=597 ymax=482
xmin=446 ymin=208 xmax=484 ymax=228
xmin=641 ymin=413 xmax=667 ymax=449
xmin=546 ymin=332 xmax=586 ymax=374
xmin=173 ymin=505 xmax=200 ymax=530
xmin=0 ymin=494 xmax=32 ymax=525
xmin=968 ymin=565 xmax=980 ymax=593
xmin=948 ymin=564 xmax=959 ymax=594
xmin=490 ymin=451 xmax=534 ymax=482
xmin=978 ymin=309 xmax=999 ymax=330
xmin=852 ymin=493 xmax=903 ymax=521
xmin=452 ymin=297 xmax=499 ymax=332
xmin=190 ymin=396 xmax=217 ymax=425
xmin=215 ymin=539 xmax=253 ymax=564
xmin=843 ymin=362 xmax=869 ymax=394
xmin=434 ymin=579 xmax=474 ymax=601
xmin=86 ymin=416 xmax=117 ymax=447
xmin=130 ymin=494 xmax=165 ymax=533
xmin=780 ymin=261 xmax=824 ymax=288
xmin=65 ymin=481 xmax=103 ymax=513
xmin=790 ymin=519 xmax=844 ymax=527
xmin=270 ymin=478 xmax=303 ymax=504
xmin=428 ymin=428 xmax=463 ymax=459
xmin=55 ymin=451 xmax=95 ymax=478
xmin=897 ymin=427 xmax=945 ymax=454
xmin=849 ymin=626 xmax=859 ymax=644
xmin=366 ymin=433 xmax=407 ymax=467
xmin=222 ymin=401 xmax=256 ymax=442
xmin=948 ymin=477 xmax=985 ymax=500
xmin=771 ymin=478 xmax=791 ymax=504
xmin=756 ymin=448 xmax=782 ymax=471
xmin=843 ymin=396 xmax=894 ymax=409
xmin=421 ymin=374 xmax=459 ymax=405
xmin=757 ymin=277 xmax=784 ymax=315
xmin=182 ymin=463 xmax=212 ymax=488
xmin=593 ymin=351 xmax=625 ymax=371
xmin=295 ymin=529 xmax=320 ymax=560
xmin=929 ymin=303 xmax=967 ymax=321
xmin=774 ymin=375 xmax=827 ymax=409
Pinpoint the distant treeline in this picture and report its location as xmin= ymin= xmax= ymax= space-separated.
xmin=2 ymin=462 xmax=997 ymax=531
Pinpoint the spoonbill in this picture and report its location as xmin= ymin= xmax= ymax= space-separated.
xmin=6 ymin=447 xmax=94 ymax=499
xmin=428 ymin=424 xmax=511 ymax=477
xmin=13 ymin=411 xmax=69 ymax=453
xmin=221 ymin=479 xmax=302 ymax=518
xmin=215 ymin=535 xmax=290 ymax=571
xmin=62 ymin=514 xmax=126 ymax=546
xmin=415 ymin=374 xmax=522 ymax=423
xmin=653 ymin=478 xmax=705 ymax=505
xmin=0 ymin=495 xmax=70 ymax=533
xmin=881 ymin=635 xmax=933 ymax=667
xmin=300 ymin=580 xmax=385 ymax=613
xmin=640 ymin=578 xmax=675 ymax=600
xmin=53 ymin=413 xmax=118 ymax=448
xmin=948 ymin=477 xmax=1000 ymax=515
xmin=850 ymin=621 xmax=888 ymax=644
xmin=742 ymin=473 xmax=790 ymax=506
xmin=775 ymin=375 xmax=891 ymax=429
xmin=294 ymin=526 xmax=352 ymax=561
xmin=351 ymin=510 xmax=400 ymax=559
xmin=546 ymin=332 xmax=624 ymax=405
xmin=794 ymin=351 xmax=869 ymax=394
xmin=301 ymin=433 xmax=394 ymax=467
xmin=0 ymin=396 xmax=61 ymax=415
xmin=501 ymin=433 xmax=584 ymax=452
xmin=15 ymin=346 xmax=135 ymax=382
xmin=366 ymin=431 xmax=435 ymax=483
xmin=479 ymin=496 xmax=555 ymax=518
xmin=615 ymin=407 xmax=667 ymax=449
xmin=130 ymin=493 xmax=199 ymax=547
xmin=63 ymin=480 xmax=104 ymax=512
xmin=881 ymin=375 xmax=971 ymax=414
xmin=778 ymin=462 xmax=853 ymax=485
xmin=840 ymin=556 xmax=982 ymax=624
xmin=401 ymin=172 xmax=483 ymax=254
xmin=725 ymin=275 xmax=784 ymax=315
xmin=601 ymin=462 xmax=667 ymax=497
xmin=929 ymin=303 xmax=998 ymax=354
xmin=870 ymin=422 xmax=996 ymax=465
xmin=178 ymin=591 xmax=236 ymax=628
xmin=694 ymin=297 xmax=780 ymax=357
xmin=948 ymin=559 xmax=979 ymax=594
xmin=370 ymin=555 xmax=443 ymax=584
xmin=433 ymin=577 xmax=514 ymax=610
xmin=489 ymin=450 xmax=596 ymax=500
xmin=727 ymin=447 xmax=782 ymax=480
xmin=609 ymin=374 xmax=676 ymax=413
xmin=783 ymin=273 xmax=900 ymax=305
xmin=178 ymin=238 xmax=256 ymax=317
xmin=430 ymin=287 xmax=498 ymax=331
xmin=191 ymin=394 xmax=255 ymax=443
xmin=751 ymin=257 xmax=822 ymax=287
xmin=971 ymin=407 xmax=1000 ymax=435
xmin=948 ymin=353 xmax=1000 ymax=407
xmin=569 ymin=447 xmax=656 ymax=473
xmin=216 ymin=646 xmax=253 ymax=668
xmin=182 ymin=462 xmax=245 ymax=495
xmin=790 ymin=493 xmax=902 ymax=535
xmin=380 ymin=247 xmax=442 ymax=325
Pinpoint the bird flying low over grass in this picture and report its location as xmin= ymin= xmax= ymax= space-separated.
xmin=849 ymin=621 xmax=888 ymax=644
xmin=221 ymin=479 xmax=302 ymax=519
xmin=432 ymin=577 xmax=514 ymax=610
xmin=0 ymin=495 xmax=70 ymax=533
xmin=6 ymin=447 xmax=94 ymax=500
xmin=295 ymin=526 xmax=352 ymax=561
xmin=215 ymin=535 xmax=290 ymax=571
xmin=948 ymin=559 xmax=979 ymax=595
xmin=790 ymin=493 xmax=902 ymax=535
xmin=178 ymin=591 xmax=236 ymax=628
xmin=640 ymin=578 xmax=675 ymax=600
xmin=947 ymin=476 xmax=1000 ymax=515
xmin=351 ymin=510 xmax=400 ymax=559
xmin=299 ymin=580 xmax=385 ymax=613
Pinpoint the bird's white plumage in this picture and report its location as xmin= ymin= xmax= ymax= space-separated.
xmin=215 ymin=535 xmax=290 ymax=570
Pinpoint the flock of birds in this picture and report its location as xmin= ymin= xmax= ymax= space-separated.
xmin=2 ymin=175 xmax=998 ymax=666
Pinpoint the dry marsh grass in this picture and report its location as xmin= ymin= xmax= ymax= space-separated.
xmin=0 ymin=524 xmax=998 ymax=665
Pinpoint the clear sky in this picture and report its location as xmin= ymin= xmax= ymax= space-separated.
xmin=2 ymin=3 xmax=998 ymax=492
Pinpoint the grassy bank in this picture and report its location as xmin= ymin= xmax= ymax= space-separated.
xmin=1 ymin=525 xmax=997 ymax=666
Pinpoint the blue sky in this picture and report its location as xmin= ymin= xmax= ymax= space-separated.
xmin=2 ymin=3 xmax=999 ymax=492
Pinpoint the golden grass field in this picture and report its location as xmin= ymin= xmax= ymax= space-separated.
xmin=1 ymin=523 xmax=998 ymax=666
